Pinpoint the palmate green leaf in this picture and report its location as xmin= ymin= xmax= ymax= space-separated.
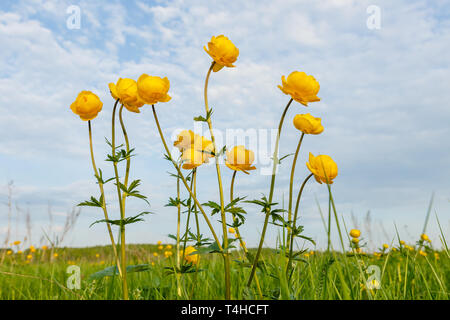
xmin=194 ymin=108 xmax=213 ymax=122
xmin=89 ymin=211 xmax=152 ymax=228
xmin=77 ymin=195 xmax=104 ymax=208
xmin=118 ymin=180 xmax=150 ymax=205
xmin=88 ymin=264 xmax=152 ymax=280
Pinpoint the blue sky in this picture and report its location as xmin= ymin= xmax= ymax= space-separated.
xmin=0 ymin=0 xmax=449 ymax=250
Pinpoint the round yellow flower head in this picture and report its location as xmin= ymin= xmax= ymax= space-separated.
xmin=293 ymin=114 xmax=324 ymax=135
xmin=310 ymin=251 xmax=315 ymax=255
xmin=228 ymin=227 xmax=235 ymax=234
xmin=137 ymin=74 xmax=171 ymax=105
xmin=182 ymin=246 xmax=199 ymax=264
xmin=419 ymin=250 xmax=427 ymax=257
xmin=17 ymin=250 xmax=23 ymax=254
xmin=153 ymin=252 xmax=159 ymax=257
xmin=349 ymin=229 xmax=361 ymax=238
xmin=164 ymin=251 xmax=173 ymax=258
xmin=181 ymin=148 xmax=208 ymax=170
xmin=382 ymin=244 xmax=389 ymax=249
xmin=70 ymin=91 xmax=103 ymax=121
xmin=95 ymin=253 xmax=100 ymax=258
xmin=26 ymin=254 xmax=32 ymax=260
xmin=278 ymin=71 xmax=320 ymax=106
xmin=42 ymin=245 xmax=48 ymax=250
xmin=174 ymin=130 xmax=196 ymax=152
xmin=306 ymin=153 xmax=338 ymax=184
xmin=434 ymin=252 xmax=439 ymax=260
xmin=109 ymin=78 xmax=145 ymax=113
xmin=399 ymin=240 xmax=405 ymax=245
xmin=157 ymin=241 xmax=162 ymax=245
xmin=6 ymin=250 xmax=12 ymax=255
xmin=420 ymin=234 xmax=429 ymax=242
xmin=352 ymin=238 xmax=359 ymax=244
xmin=166 ymin=245 xmax=172 ymax=250
xmin=53 ymin=253 xmax=58 ymax=258
xmin=13 ymin=241 xmax=21 ymax=246
xmin=225 ymin=146 xmax=256 ymax=173
xmin=204 ymin=35 xmax=239 ymax=72
xmin=158 ymin=245 xmax=164 ymax=251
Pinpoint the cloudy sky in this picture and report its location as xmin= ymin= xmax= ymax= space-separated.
xmin=0 ymin=0 xmax=449 ymax=251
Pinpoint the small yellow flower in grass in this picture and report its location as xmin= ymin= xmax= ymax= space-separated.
xmin=158 ymin=245 xmax=164 ymax=251
xmin=26 ymin=254 xmax=32 ymax=260
xmin=352 ymin=238 xmax=359 ymax=244
xmin=95 ymin=253 xmax=100 ymax=258
xmin=204 ymin=35 xmax=239 ymax=72
xmin=278 ymin=71 xmax=320 ymax=106
xmin=70 ymin=91 xmax=103 ymax=121
xmin=419 ymin=250 xmax=427 ymax=257
xmin=228 ymin=227 xmax=235 ymax=234
xmin=13 ymin=241 xmax=21 ymax=246
xmin=434 ymin=252 xmax=439 ymax=260
xmin=165 ymin=245 xmax=172 ymax=250
xmin=306 ymin=153 xmax=338 ymax=184
xmin=164 ymin=251 xmax=173 ymax=258
xmin=382 ymin=244 xmax=389 ymax=250
xmin=420 ymin=234 xmax=430 ymax=242
xmin=349 ymin=229 xmax=361 ymax=238
xmin=310 ymin=251 xmax=315 ymax=255
xmin=99 ymin=260 xmax=105 ymax=265
xmin=53 ymin=253 xmax=58 ymax=258
xmin=225 ymin=146 xmax=256 ymax=174
xmin=6 ymin=250 xmax=12 ymax=255
xmin=157 ymin=241 xmax=162 ymax=245
xmin=153 ymin=252 xmax=159 ymax=257
xmin=151 ymin=262 xmax=155 ymax=266
xmin=29 ymin=245 xmax=36 ymax=253
xmin=17 ymin=250 xmax=23 ymax=254
xmin=109 ymin=78 xmax=145 ymax=113
xmin=293 ymin=114 xmax=324 ymax=135
xmin=392 ymin=247 xmax=397 ymax=252
xmin=182 ymin=246 xmax=199 ymax=264
xmin=304 ymin=253 xmax=310 ymax=258
xmin=137 ymin=74 xmax=171 ymax=105
xmin=399 ymin=240 xmax=405 ymax=245
xmin=42 ymin=245 xmax=48 ymax=250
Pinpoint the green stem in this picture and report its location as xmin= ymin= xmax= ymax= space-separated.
xmin=151 ymin=105 xmax=223 ymax=250
xmin=286 ymin=173 xmax=313 ymax=277
xmin=87 ymin=120 xmax=122 ymax=278
xmin=247 ymin=98 xmax=293 ymax=287
xmin=204 ymin=61 xmax=230 ymax=299
xmin=111 ymin=101 xmax=128 ymax=300
xmin=287 ymin=133 xmax=305 ymax=249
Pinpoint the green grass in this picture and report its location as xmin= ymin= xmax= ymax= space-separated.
xmin=0 ymin=244 xmax=448 ymax=300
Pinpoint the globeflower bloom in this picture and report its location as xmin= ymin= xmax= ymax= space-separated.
xmin=420 ymin=233 xmax=430 ymax=242
xmin=349 ymin=229 xmax=361 ymax=238
xmin=182 ymin=246 xmax=199 ymax=264
xmin=137 ymin=74 xmax=171 ymax=105
xmin=174 ymin=130 xmax=196 ymax=152
xmin=181 ymin=148 xmax=208 ymax=170
xmin=225 ymin=146 xmax=256 ymax=173
xmin=293 ymin=114 xmax=324 ymax=135
xmin=109 ymin=78 xmax=145 ymax=113
xmin=70 ymin=91 xmax=103 ymax=121
xmin=278 ymin=71 xmax=320 ymax=106
xmin=306 ymin=153 xmax=338 ymax=184
xmin=204 ymin=35 xmax=239 ymax=72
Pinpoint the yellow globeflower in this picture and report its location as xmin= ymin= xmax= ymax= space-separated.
xmin=136 ymin=74 xmax=171 ymax=105
xmin=95 ymin=253 xmax=100 ymax=258
xmin=13 ymin=241 xmax=21 ymax=246
xmin=26 ymin=254 xmax=32 ymax=260
xmin=293 ymin=114 xmax=324 ymax=135
xmin=352 ymin=238 xmax=359 ymax=244
xmin=204 ymin=35 xmax=239 ymax=72
xmin=419 ymin=250 xmax=427 ymax=257
xmin=109 ymin=78 xmax=145 ymax=113
xmin=225 ymin=146 xmax=256 ymax=173
xmin=228 ymin=227 xmax=235 ymax=234
xmin=157 ymin=241 xmax=162 ymax=245
xmin=174 ymin=130 xmax=196 ymax=152
xmin=278 ymin=71 xmax=320 ymax=106
xmin=164 ymin=251 xmax=173 ymax=258
xmin=181 ymin=148 xmax=208 ymax=170
xmin=182 ymin=246 xmax=199 ymax=264
xmin=6 ymin=250 xmax=12 ymax=255
xmin=399 ymin=240 xmax=405 ymax=245
xmin=349 ymin=229 xmax=361 ymax=238
xmin=29 ymin=245 xmax=36 ymax=253
xmin=153 ymin=252 xmax=159 ymax=257
xmin=53 ymin=253 xmax=58 ymax=258
xmin=420 ymin=234 xmax=429 ymax=242
xmin=382 ymin=244 xmax=389 ymax=250
xmin=166 ymin=245 xmax=172 ymax=250
xmin=42 ymin=245 xmax=48 ymax=250
xmin=70 ymin=91 xmax=103 ymax=121
xmin=17 ymin=250 xmax=23 ymax=254
xmin=306 ymin=153 xmax=338 ymax=184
